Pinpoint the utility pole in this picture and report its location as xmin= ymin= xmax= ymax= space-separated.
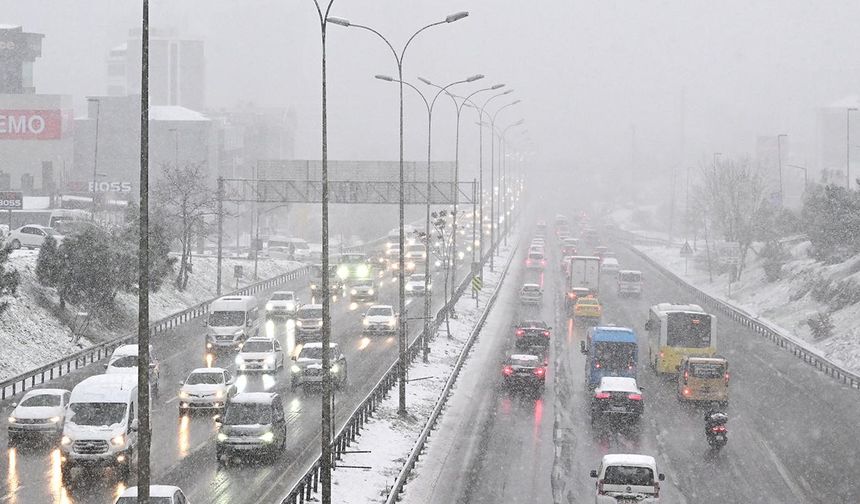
xmin=136 ymin=0 xmax=151 ymax=501
xmin=88 ymin=97 xmax=100 ymax=221
xmin=216 ymin=177 xmax=224 ymax=296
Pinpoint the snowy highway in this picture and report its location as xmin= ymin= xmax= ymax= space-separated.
xmin=0 ymin=254 xmax=473 ymax=504
xmin=408 ymin=219 xmax=860 ymax=504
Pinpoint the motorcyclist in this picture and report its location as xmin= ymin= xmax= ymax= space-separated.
xmin=705 ymin=410 xmax=728 ymax=447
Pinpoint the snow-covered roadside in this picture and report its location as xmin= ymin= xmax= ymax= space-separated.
xmin=328 ymin=241 xmax=516 ymax=504
xmin=0 ymin=250 xmax=303 ymax=382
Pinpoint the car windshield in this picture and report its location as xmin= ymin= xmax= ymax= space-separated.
xmin=522 ymin=286 xmax=540 ymax=292
xmin=521 ymin=321 xmax=547 ymax=328
xmin=410 ymin=275 xmax=425 ymax=282
xmin=271 ymin=293 xmax=294 ymax=301
xmin=110 ymin=355 xmax=139 ymax=368
xmin=367 ymin=307 xmax=392 ymax=317
xmin=620 ymin=272 xmax=641 ymax=282
xmin=690 ymin=361 xmax=726 ymax=379
xmin=593 ymin=342 xmax=636 ymax=372
xmin=299 ymin=308 xmax=322 ymax=319
xmin=510 ymin=357 xmax=539 ymax=367
xmin=299 ymin=347 xmax=324 ymax=359
xmin=209 ymin=311 xmax=245 ymax=327
xmin=242 ymin=340 xmax=273 ymax=353
xmin=407 ymin=245 xmax=424 ymax=252
xmin=187 ymin=372 xmax=224 ymax=385
xmin=528 ymin=253 xmax=543 ymax=260
xmin=294 ymin=242 xmax=310 ymax=250
xmin=21 ymin=394 xmax=61 ymax=407
xmin=667 ymin=312 xmax=712 ymax=348
xmin=604 ymin=465 xmax=655 ymax=486
xmin=354 ymin=280 xmax=374 ymax=287
xmin=115 ymin=498 xmax=173 ymax=504
xmin=578 ymin=299 xmax=598 ymax=306
xmin=223 ymin=402 xmax=272 ymax=425
xmin=68 ymin=402 xmax=126 ymax=426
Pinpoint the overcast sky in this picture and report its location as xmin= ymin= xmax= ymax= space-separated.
xmin=4 ymin=0 xmax=860 ymax=181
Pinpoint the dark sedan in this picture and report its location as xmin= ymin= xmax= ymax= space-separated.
xmin=502 ymin=354 xmax=547 ymax=392
xmin=513 ymin=320 xmax=551 ymax=349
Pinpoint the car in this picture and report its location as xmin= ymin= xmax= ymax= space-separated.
xmin=290 ymin=342 xmax=348 ymax=390
xmin=235 ymin=337 xmax=285 ymax=373
xmin=617 ymin=270 xmax=643 ymax=297
xmin=204 ymin=295 xmax=261 ymax=352
xmin=7 ymin=388 xmax=70 ymax=442
xmin=574 ymin=296 xmax=602 ymax=324
xmin=6 ymin=224 xmax=64 ymax=250
xmin=590 ymin=454 xmax=664 ymax=503
xmin=266 ymin=291 xmax=299 ymax=319
xmin=513 ymin=320 xmax=552 ymax=349
xmin=115 ymin=485 xmax=190 ymax=503
xmin=519 ymin=283 xmax=543 ymax=305
xmin=535 ymin=220 xmax=547 ymax=237
xmin=349 ymin=278 xmax=378 ymax=302
xmin=592 ymin=245 xmax=609 ymax=258
xmin=295 ymin=304 xmax=324 ymax=341
xmin=216 ymin=392 xmax=286 ymax=463
xmin=362 ymin=304 xmax=397 ymax=335
xmin=178 ymin=367 xmax=235 ymax=415
xmin=404 ymin=243 xmax=427 ymax=262
xmin=501 ymin=353 xmax=546 ymax=392
xmin=104 ymin=344 xmax=160 ymax=397
xmin=405 ymin=273 xmax=431 ymax=296
xmin=601 ymin=257 xmax=620 ymax=276
xmin=531 ymin=237 xmax=546 ymax=247
xmin=525 ymin=250 xmax=546 ymax=270
xmin=591 ymin=377 xmax=644 ymax=425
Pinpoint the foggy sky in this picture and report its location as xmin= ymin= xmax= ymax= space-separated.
xmin=4 ymin=0 xmax=860 ymax=179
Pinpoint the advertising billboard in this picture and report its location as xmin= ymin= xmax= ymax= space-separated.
xmin=0 ymin=110 xmax=62 ymax=140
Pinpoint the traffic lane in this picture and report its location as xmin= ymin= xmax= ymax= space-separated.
xmin=606 ymin=245 xmax=860 ymax=502
xmin=459 ymin=247 xmax=555 ymax=504
xmin=154 ymin=260 xmax=474 ymax=503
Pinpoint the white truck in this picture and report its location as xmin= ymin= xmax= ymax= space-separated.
xmin=566 ymin=256 xmax=601 ymax=312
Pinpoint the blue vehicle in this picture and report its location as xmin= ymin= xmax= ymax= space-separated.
xmin=580 ymin=326 xmax=638 ymax=388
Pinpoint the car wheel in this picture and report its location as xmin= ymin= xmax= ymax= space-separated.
xmin=60 ymin=462 xmax=73 ymax=483
xmin=179 ymin=407 xmax=188 ymax=417
xmin=216 ymin=448 xmax=226 ymax=466
xmin=9 ymin=239 xmax=20 ymax=250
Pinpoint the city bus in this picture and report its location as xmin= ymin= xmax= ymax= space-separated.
xmin=580 ymin=326 xmax=638 ymax=388
xmin=645 ymin=303 xmax=716 ymax=374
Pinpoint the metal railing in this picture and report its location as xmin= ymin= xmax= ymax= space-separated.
xmin=0 ymin=266 xmax=311 ymax=401
xmin=614 ymin=230 xmax=860 ymax=389
xmin=280 ymin=225 xmax=517 ymax=504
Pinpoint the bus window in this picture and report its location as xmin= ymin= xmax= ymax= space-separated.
xmin=667 ymin=313 xmax=711 ymax=348
xmin=593 ymin=342 xmax=637 ymax=372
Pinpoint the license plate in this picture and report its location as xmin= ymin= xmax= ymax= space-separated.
xmin=610 ymin=406 xmax=627 ymax=412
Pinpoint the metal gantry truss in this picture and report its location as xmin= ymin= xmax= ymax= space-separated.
xmin=220 ymin=178 xmax=475 ymax=205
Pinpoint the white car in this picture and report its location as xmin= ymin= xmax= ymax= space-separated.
xmin=115 ymin=485 xmax=189 ymax=503
xmin=7 ymin=388 xmax=70 ymax=441
xmin=601 ymin=257 xmax=620 ymax=275
xmin=590 ymin=454 xmax=665 ymax=503
xmin=519 ymin=283 xmax=543 ymax=304
xmin=104 ymin=344 xmax=160 ymax=397
xmin=178 ymin=368 xmax=235 ymax=414
xmin=235 ymin=337 xmax=285 ymax=373
xmin=362 ymin=304 xmax=397 ymax=335
xmin=266 ymin=291 xmax=299 ymax=318
xmin=404 ymin=244 xmax=427 ymax=262
xmin=6 ymin=224 xmax=64 ymax=249
xmin=405 ymin=274 xmax=431 ymax=296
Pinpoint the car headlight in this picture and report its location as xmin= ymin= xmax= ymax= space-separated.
xmin=265 ymin=355 xmax=275 ymax=364
xmin=266 ymin=302 xmax=275 ymax=311
xmin=217 ymin=432 xmax=228 ymax=442
xmin=331 ymin=363 xmax=340 ymax=373
xmin=296 ymin=320 xmax=303 ymax=327
xmin=405 ymin=284 xmax=413 ymax=291
xmin=350 ymin=289 xmax=357 ymax=295
xmin=285 ymin=301 xmax=295 ymax=310
xmin=7 ymin=416 xmax=16 ymax=424
xmin=234 ymin=329 xmax=244 ymax=338
xmin=215 ymin=389 xmax=225 ymax=399
xmin=111 ymin=434 xmax=126 ymax=447
xmin=362 ymin=319 xmax=370 ymax=327
xmin=206 ymin=342 xmax=213 ymax=349
xmin=48 ymin=416 xmax=61 ymax=423
xmin=259 ymin=431 xmax=275 ymax=443
xmin=179 ymin=391 xmax=190 ymax=399
xmin=61 ymin=435 xmax=72 ymax=446
xmin=367 ymin=288 xmax=374 ymax=295
xmin=291 ymin=365 xmax=301 ymax=373
xmin=387 ymin=319 xmax=396 ymax=328
xmin=357 ymin=265 xmax=370 ymax=277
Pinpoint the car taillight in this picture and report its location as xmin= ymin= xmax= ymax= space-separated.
xmin=711 ymin=425 xmax=727 ymax=433
xmin=594 ymin=392 xmax=611 ymax=400
xmin=503 ymin=366 xmax=514 ymax=376
xmin=724 ymin=371 xmax=730 ymax=385
xmin=516 ymin=329 xmax=525 ymax=337
xmin=543 ymin=330 xmax=550 ymax=337
xmin=594 ymin=362 xmax=601 ymax=369
xmin=659 ymin=351 xmax=664 ymax=358
xmin=654 ymin=481 xmax=660 ymax=498
xmin=541 ymin=260 xmax=546 ymax=266
xmin=526 ymin=259 xmax=532 ymax=266
xmin=567 ymin=292 xmax=576 ymax=299
xmin=683 ymin=370 xmax=689 ymax=385
xmin=597 ymin=480 xmax=605 ymax=495
xmin=533 ymin=367 xmax=546 ymax=377
xmin=627 ymin=393 xmax=642 ymax=401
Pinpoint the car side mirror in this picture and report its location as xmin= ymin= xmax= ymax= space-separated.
xmin=644 ymin=320 xmax=653 ymax=330
xmin=10 ymin=402 xmax=16 ymax=408
xmin=291 ymin=355 xmax=297 ymax=361
xmin=201 ymin=318 xmax=208 ymax=328
xmin=246 ymin=319 xmax=253 ymax=328
xmin=178 ymin=381 xmax=185 ymax=387
xmin=130 ymin=419 xmax=139 ymax=432
xmin=659 ymin=473 xmax=665 ymax=481
xmin=590 ymin=470 xmax=598 ymax=478
xmin=580 ymin=341 xmax=587 ymax=353
xmin=103 ymin=363 xmax=109 ymax=370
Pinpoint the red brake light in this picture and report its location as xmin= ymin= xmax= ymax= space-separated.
xmin=711 ymin=425 xmax=727 ymax=433
xmin=691 ymin=319 xmax=701 ymax=325
xmin=683 ymin=370 xmax=689 ymax=385
xmin=594 ymin=362 xmax=601 ymax=369
xmin=515 ymin=329 xmax=525 ymax=337
xmin=594 ymin=392 xmax=611 ymax=400
xmin=543 ymin=330 xmax=550 ymax=337
xmin=724 ymin=371 xmax=730 ymax=385
xmin=627 ymin=393 xmax=642 ymax=401
xmin=503 ymin=365 xmax=514 ymax=376
xmin=533 ymin=367 xmax=546 ymax=377
xmin=567 ymin=292 xmax=576 ymax=299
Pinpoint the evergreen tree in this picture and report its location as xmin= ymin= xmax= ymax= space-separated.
xmin=0 ymin=245 xmax=20 ymax=316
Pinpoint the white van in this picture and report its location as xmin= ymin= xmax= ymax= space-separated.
xmin=617 ymin=269 xmax=643 ymax=297
xmin=204 ymin=296 xmax=261 ymax=352
xmin=61 ymin=374 xmax=140 ymax=483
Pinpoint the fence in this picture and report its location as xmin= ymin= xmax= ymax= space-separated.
xmin=614 ymin=230 xmax=860 ymax=389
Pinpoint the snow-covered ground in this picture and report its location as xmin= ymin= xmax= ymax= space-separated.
xmin=609 ymin=207 xmax=860 ymax=375
xmin=0 ymin=250 xmax=303 ymax=382
xmin=329 ymin=241 xmax=516 ymax=503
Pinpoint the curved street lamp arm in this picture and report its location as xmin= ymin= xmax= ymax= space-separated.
xmin=401 ymin=21 xmax=447 ymax=63
xmin=348 ymin=23 xmax=400 ymax=65
xmin=398 ymin=80 xmax=430 ymax=115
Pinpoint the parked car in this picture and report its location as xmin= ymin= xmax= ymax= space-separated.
xmin=6 ymin=225 xmax=63 ymax=249
xmin=7 ymin=388 xmax=70 ymax=443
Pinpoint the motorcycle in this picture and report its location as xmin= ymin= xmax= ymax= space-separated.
xmin=705 ymin=411 xmax=728 ymax=449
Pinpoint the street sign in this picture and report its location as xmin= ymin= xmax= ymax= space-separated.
xmin=234 ymin=265 xmax=244 ymax=278
xmin=471 ymin=276 xmax=483 ymax=292
xmin=0 ymin=191 xmax=23 ymax=210
xmin=680 ymin=241 xmax=693 ymax=257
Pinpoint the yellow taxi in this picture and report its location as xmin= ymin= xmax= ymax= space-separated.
xmin=677 ymin=356 xmax=729 ymax=405
xmin=573 ymin=296 xmax=602 ymax=324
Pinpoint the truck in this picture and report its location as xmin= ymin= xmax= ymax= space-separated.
xmin=565 ymin=255 xmax=601 ymax=312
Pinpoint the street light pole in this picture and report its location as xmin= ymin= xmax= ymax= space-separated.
xmin=476 ymin=90 xmax=512 ymax=260
xmin=88 ymin=97 xmax=101 ymax=221
xmin=376 ymin=74 xmax=481 ymax=363
xmin=329 ymin=11 xmax=469 ymax=416
xmin=788 ymin=164 xmax=809 ymax=195
xmin=848 ymin=108 xmax=858 ymax=190
xmin=501 ymin=119 xmax=524 ymax=245
xmin=489 ymin=100 xmax=520 ymax=268
xmin=777 ymin=134 xmax=787 ymax=205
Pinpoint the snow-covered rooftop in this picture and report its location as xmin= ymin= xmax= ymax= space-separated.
xmin=0 ymin=24 xmax=22 ymax=30
xmin=149 ymin=106 xmax=210 ymax=122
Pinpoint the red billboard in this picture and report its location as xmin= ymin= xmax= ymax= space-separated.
xmin=0 ymin=110 xmax=62 ymax=140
